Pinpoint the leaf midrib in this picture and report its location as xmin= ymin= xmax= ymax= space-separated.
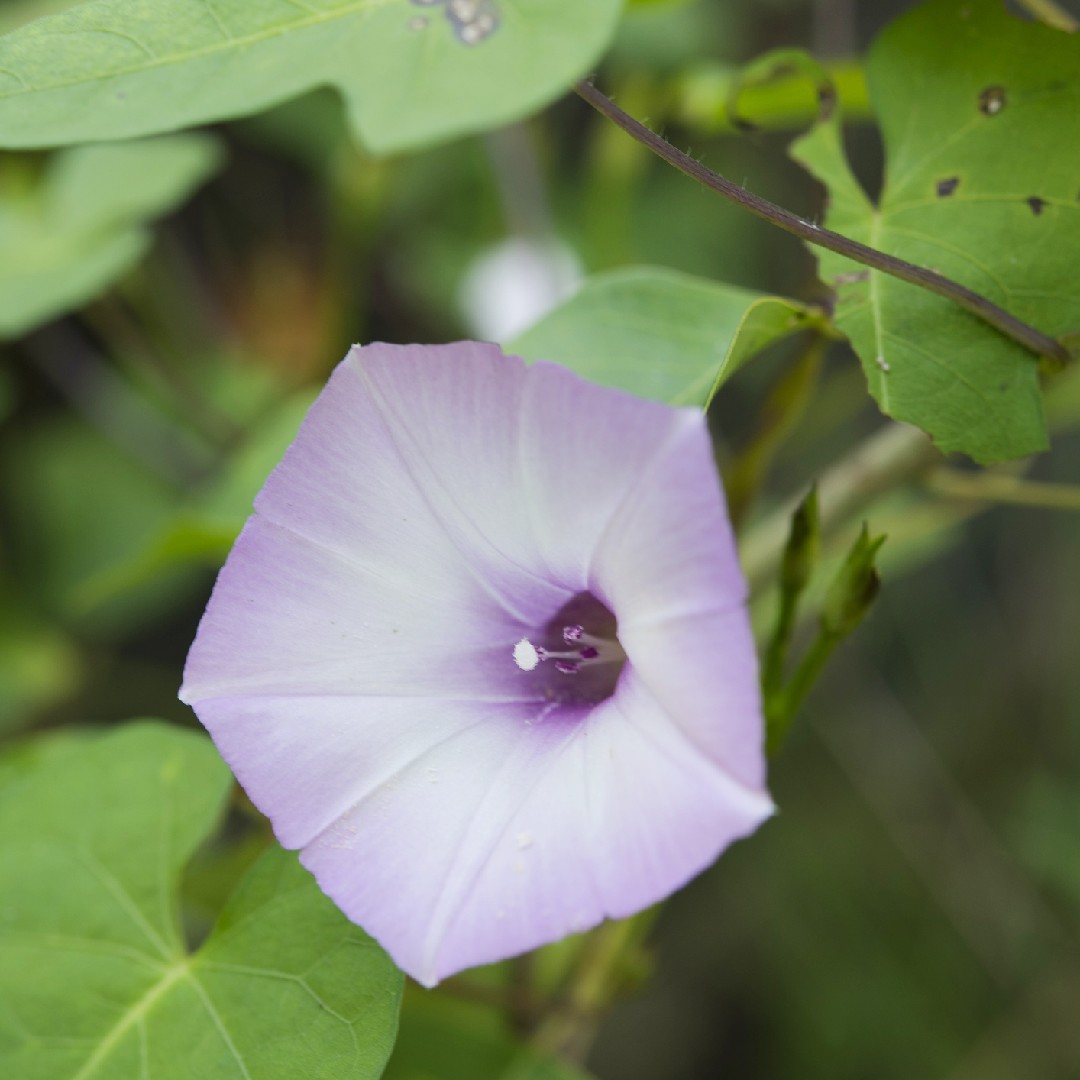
xmin=67 ymin=957 xmax=267 ymax=1080
xmin=71 ymin=959 xmax=188 ymax=1080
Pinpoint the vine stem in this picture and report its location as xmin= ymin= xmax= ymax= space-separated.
xmin=573 ymin=79 xmax=1069 ymax=366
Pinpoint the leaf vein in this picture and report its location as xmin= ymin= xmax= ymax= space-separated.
xmin=185 ymin=972 xmax=254 ymax=1080
xmin=74 ymin=845 xmax=174 ymax=962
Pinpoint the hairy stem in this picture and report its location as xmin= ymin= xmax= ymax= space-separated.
xmin=574 ymin=80 xmax=1069 ymax=365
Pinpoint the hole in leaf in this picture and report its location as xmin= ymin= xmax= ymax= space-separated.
xmin=1027 ymin=196 xmax=1047 ymax=215
xmin=936 ymin=177 xmax=960 ymax=198
xmin=978 ymin=86 xmax=1007 ymax=116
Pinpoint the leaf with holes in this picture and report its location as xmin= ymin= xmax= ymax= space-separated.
xmin=0 ymin=134 xmax=221 ymax=339
xmin=0 ymin=0 xmax=623 ymax=154
xmin=509 ymin=265 xmax=823 ymax=406
xmin=0 ymin=723 xmax=403 ymax=1080
xmin=791 ymin=0 xmax=1080 ymax=462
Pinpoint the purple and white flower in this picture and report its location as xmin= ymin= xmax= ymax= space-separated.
xmin=180 ymin=341 xmax=772 ymax=986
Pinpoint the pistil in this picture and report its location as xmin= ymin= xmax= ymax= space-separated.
xmin=513 ymin=624 xmax=627 ymax=676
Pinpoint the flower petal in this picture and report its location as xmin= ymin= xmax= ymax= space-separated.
xmin=180 ymin=515 xmax=542 ymax=703
xmin=188 ymin=692 xmax=540 ymax=851
xmin=592 ymin=408 xmax=767 ymax=790
xmin=308 ymin=342 xmax=702 ymax=595
xmin=253 ymin=341 xmax=571 ymax=624
xmin=297 ymin=668 xmax=770 ymax=986
xmin=182 ymin=340 xmax=772 ymax=986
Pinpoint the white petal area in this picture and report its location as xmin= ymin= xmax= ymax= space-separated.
xmin=590 ymin=410 xmax=767 ymax=789
xmin=298 ymin=670 xmax=772 ymax=987
xmin=253 ymin=342 xmax=569 ymax=625
xmin=190 ymin=693 xmax=539 ymax=851
xmin=513 ymin=360 xmax=700 ymax=587
xmin=181 ymin=515 xmax=553 ymax=704
xmin=617 ymin=607 xmax=767 ymax=790
xmin=592 ymin=406 xmax=745 ymax=622
xmin=338 ymin=342 xmax=697 ymax=594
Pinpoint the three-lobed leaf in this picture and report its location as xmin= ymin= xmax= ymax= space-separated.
xmin=0 ymin=723 xmax=403 ymax=1079
xmin=791 ymin=0 xmax=1080 ymax=462
xmin=0 ymin=134 xmax=221 ymax=338
xmin=509 ymin=265 xmax=821 ymax=406
xmin=0 ymin=0 xmax=623 ymax=154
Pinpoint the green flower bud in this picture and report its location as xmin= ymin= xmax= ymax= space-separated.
xmin=780 ymin=485 xmax=820 ymax=596
xmin=821 ymin=524 xmax=886 ymax=638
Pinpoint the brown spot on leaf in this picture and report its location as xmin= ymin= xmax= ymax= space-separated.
xmin=936 ymin=177 xmax=960 ymax=197
xmin=1027 ymin=196 xmax=1047 ymax=215
xmin=978 ymin=86 xmax=1006 ymax=116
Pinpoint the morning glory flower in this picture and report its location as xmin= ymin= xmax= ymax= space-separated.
xmin=180 ymin=341 xmax=773 ymax=987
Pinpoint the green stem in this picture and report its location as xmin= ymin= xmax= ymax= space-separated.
xmin=767 ymin=630 xmax=842 ymax=753
xmin=673 ymin=59 xmax=872 ymax=134
xmin=573 ymin=80 xmax=1069 ymax=366
xmin=925 ymin=469 xmax=1080 ymax=510
xmin=740 ymin=424 xmax=939 ymax=594
xmin=1016 ymin=0 xmax=1079 ymax=32
xmin=726 ymin=331 xmax=826 ymax=528
xmin=531 ymin=912 xmax=652 ymax=1064
xmin=762 ymin=586 xmax=800 ymax=696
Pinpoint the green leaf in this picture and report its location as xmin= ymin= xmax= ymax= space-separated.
xmin=0 ymin=722 xmax=404 ymax=1079
xmin=0 ymin=0 xmax=623 ymax=155
xmin=0 ymin=134 xmax=221 ymax=339
xmin=0 ymin=0 xmax=77 ymax=36
xmin=508 ymin=265 xmax=819 ymax=405
xmin=791 ymin=0 xmax=1080 ymax=463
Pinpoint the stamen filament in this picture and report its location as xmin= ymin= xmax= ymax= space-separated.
xmin=513 ymin=625 xmax=627 ymax=676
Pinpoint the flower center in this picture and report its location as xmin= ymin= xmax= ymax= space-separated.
xmin=511 ymin=592 xmax=626 ymax=706
xmin=513 ymin=625 xmax=626 ymax=676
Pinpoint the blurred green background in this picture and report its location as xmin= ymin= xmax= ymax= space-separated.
xmin=1 ymin=0 xmax=1078 ymax=1076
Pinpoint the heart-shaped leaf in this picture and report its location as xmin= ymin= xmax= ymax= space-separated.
xmin=0 ymin=0 xmax=623 ymax=154
xmin=509 ymin=265 xmax=821 ymax=405
xmin=791 ymin=0 xmax=1080 ymax=462
xmin=0 ymin=723 xmax=403 ymax=1079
